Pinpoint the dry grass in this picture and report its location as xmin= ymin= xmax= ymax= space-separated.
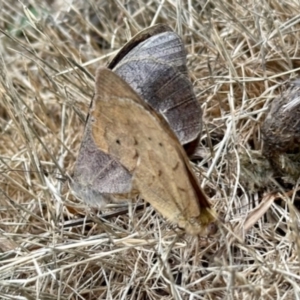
xmin=1 ymin=0 xmax=300 ymax=299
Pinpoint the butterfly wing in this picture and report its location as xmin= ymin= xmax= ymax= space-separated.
xmin=90 ymin=68 xmax=214 ymax=235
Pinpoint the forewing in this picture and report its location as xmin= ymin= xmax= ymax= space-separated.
xmin=91 ymin=68 xmax=213 ymax=234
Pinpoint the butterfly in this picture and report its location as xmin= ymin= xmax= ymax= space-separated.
xmin=69 ymin=25 xmax=215 ymax=235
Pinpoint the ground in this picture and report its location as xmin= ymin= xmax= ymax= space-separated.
xmin=0 ymin=0 xmax=300 ymax=299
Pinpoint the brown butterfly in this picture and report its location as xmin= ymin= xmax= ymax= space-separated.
xmin=70 ymin=67 xmax=215 ymax=235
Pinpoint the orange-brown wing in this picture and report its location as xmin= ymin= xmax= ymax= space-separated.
xmin=91 ymin=67 xmax=215 ymax=235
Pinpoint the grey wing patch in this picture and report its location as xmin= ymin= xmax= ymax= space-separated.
xmin=70 ymin=119 xmax=132 ymax=207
